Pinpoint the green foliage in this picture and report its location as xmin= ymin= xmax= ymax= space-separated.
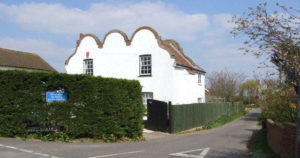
xmin=170 ymin=102 xmax=244 ymax=133
xmin=240 ymin=80 xmax=260 ymax=105
xmin=0 ymin=70 xmax=144 ymax=141
xmin=248 ymin=129 xmax=280 ymax=158
xmin=259 ymin=82 xmax=297 ymax=123
xmin=26 ymin=132 xmax=72 ymax=142
xmin=203 ymin=111 xmax=246 ymax=129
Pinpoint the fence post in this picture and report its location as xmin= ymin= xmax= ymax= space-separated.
xmin=168 ymin=101 xmax=173 ymax=133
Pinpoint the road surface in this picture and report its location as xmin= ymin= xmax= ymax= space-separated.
xmin=0 ymin=109 xmax=260 ymax=158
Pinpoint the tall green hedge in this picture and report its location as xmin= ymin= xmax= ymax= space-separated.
xmin=170 ymin=102 xmax=244 ymax=133
xmin=0 ymin=70 xmax=144 ymax=140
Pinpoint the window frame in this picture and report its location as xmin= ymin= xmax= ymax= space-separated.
xmin=139 ymin=54 xmax=152 ymax=77
xmin=142 ymin=92 xmax=153 ymax=107
xmin=83 ymin=58 xmax=93 ymax=76
xmin=198 ymin=73 xmax=202 ymax=85
xmin=197 ymin=98 xmax=203 ymax=103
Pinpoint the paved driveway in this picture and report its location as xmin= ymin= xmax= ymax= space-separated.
xmin=0 ymin=109 xmax=260 ymax=158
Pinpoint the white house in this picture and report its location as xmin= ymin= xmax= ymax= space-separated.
xmin=65 ymin=26 xmax=205 ymax=105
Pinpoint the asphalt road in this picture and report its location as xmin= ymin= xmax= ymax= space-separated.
xmin=0 ymin=109 xmax=261 ymax=158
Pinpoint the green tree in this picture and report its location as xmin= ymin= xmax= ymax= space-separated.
xmin=240 ymin=80 xmax=260 ymax=105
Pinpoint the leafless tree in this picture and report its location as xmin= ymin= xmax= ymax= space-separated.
xmin=231 ymin=2 xmax=300 ymax=87
xmin=207 ymin=69 xmax=245 ymax=102
xmin=231 ymin=3 xmax=300 ymax=156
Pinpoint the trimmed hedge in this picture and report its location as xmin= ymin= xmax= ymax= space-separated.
xmin=170 ymin=102 xmax=244 ymax=133
xmin=0 ymin=70 xmax=144 ymax=141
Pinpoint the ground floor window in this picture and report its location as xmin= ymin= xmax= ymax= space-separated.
xmin=142 ymin=92 xmax=153 ymax=106
xmin=198 ymin=98 xmax=203 ymax=103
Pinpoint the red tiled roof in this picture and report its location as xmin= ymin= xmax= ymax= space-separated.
xmin=161 ymin=39 xmax=205 ymax=72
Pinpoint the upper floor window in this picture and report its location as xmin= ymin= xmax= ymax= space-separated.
xmin=83 ymin=59 xmax=93 ymax=75
xmin=139 ymin=55 xmax=151 ymax=76
xmin=198 ymin=74 xmax=202 ymax=85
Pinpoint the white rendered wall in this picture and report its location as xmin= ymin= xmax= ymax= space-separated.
xmin=172 ymin=67 xmax=205 ymax=104
xmin=65 ymin=29 xmax=205 ymax=104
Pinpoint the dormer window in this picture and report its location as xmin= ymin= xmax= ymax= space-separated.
xmin=83 ymin=59 xmax=93 ymax=76
xmin=139 ymin=55 xmax=151 ymax=76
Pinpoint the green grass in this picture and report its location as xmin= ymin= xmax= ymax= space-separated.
xmin=203 ymin=111 xmax=246 ymax=129
xmin=247 ymin=129 xmax=280 ymax=158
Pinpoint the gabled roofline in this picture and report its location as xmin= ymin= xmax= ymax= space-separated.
xmin=65 ymin=26 xmax=205 ymax=73
xmin=103 ymin=29 xmax=130 ymax=46
xmin=65 ymin=26 xmax=165 ymax=65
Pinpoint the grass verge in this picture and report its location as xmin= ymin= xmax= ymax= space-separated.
xmin=202 ymin=111 xmax=246 ymax=129
xmin=177 ymin=111 xmax=247 ymax=134
xmin=247 ymin=128 xmax=279 ymax=158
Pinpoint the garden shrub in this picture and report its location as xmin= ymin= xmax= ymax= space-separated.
xmin=259 ymin=81 xmax=297 ymax=123
xmin=0 ymin=70 xmax=144 ymax=141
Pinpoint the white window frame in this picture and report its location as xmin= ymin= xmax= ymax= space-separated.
xmin=198 ymin=98 xmax=203 ymax=103
xmin=142 ymin=92 xmax=153 ymax=106
xmin=139 ymin=55 xmax=152 ymax=76
xmin=198 ymin=74 xmax=202 ymax=85
xmin=83 ymin=59 xmax=93 ymax=76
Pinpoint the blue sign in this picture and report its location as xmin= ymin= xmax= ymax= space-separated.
xmin=46 ymin=92 xmax=67 ymax=103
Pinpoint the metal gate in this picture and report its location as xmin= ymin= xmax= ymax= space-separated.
xmin=146 ymin=99 xmax=170 ymax=132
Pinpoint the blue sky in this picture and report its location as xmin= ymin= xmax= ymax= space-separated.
xmin=0 ymin=0 xmax=299 ymax=78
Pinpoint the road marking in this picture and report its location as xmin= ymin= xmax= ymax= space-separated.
xmin=169 ymin=148 xmax=210 ymax=158
xmin=5 ymin=146 xmax=18 ymax=149
xmin=19 ymin=149 xmax=33 ymax=153
xmin=88 ymin=150 xmax=144 ymax=158
xmin=34 ymin=152 xmax=49 ymax=157
xmin=1 ymin=144 xmax=60 ymax=158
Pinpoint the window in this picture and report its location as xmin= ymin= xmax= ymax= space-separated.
xmin=83 ymin=59 xmax=93 ymax=75
xmin=142 ymin=92 xmax=153 ymax=106
xmin=198 ymin=74 xmax=202 ymax=85
xmin=139 ymin=55 xmax=151 ymax=76
xmin=198 ymin=98 xmax=203 ymax=103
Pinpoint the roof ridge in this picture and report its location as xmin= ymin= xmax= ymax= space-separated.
xmin=0 ymin=47 xmax=39 ymax=56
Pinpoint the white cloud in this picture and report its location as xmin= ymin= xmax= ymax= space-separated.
xmin=0 ymin=2 xmax=209 ymax=40
xmin=0 ymin=38 xmax=70 ymax=72
xmin=194 ymin=42 xmax=276 ymax=78
xmin=199 ymin=14 xmax=236 ymax=45
xmin=212 ymin=14 xmax=235 ymax=30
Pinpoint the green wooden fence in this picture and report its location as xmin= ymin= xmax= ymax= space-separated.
xmin=169 ymin=102 xmax=244 ymax=133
